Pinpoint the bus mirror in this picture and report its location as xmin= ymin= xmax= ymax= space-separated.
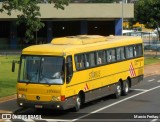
xmin=12 ymin=60 xmax=20 ymax=72
xmin=12 ymin=60 xmax=15 ymax=72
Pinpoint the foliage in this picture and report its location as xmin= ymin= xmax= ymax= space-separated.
xmin=0 ymin=0 xmax=70 ymax=43
xmin=144 ymin=57 xmax=160 ymax=65
xmin=131 ymin=0 xmax=160 ymax=39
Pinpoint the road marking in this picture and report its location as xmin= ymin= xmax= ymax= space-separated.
xmin=130 ymin=88 xmax=147 ymax=92
xmin=151 ymin=119 xmax=159 ymax=122
xmin=39 ymin=119 xmax=70 ymax=122
xmin=157 ymin=80 xmax=160 ymax=83
xmin=2 ymin=120 xmax=12 ymax=122
xmin=148 ymin=79 xmax=155 ymax=82
xmin=0 ymin=96 xmax=16 ymax=104
xmin=72 ymin=85 xmax=160 ymax=122
xmin=22 ymin=119 xmax=35 ymax=122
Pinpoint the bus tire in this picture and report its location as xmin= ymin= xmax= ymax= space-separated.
xmin=73 ymin=94 xmax=81 ymax=112
xmin=122 ymin=80 xmax=129 ymax=96
xmin=114 ymin=82 xmax=122 ymax=99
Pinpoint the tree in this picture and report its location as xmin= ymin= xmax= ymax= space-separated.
xmin=0 ymin=0 xmax=70 ymax=43
xmin=133 ymin=0 xmax=160 ymax=40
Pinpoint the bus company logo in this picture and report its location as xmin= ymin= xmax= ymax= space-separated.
xmin=2 ymin=114 xmax=12 ymax=119
xmin=84 ymin=83 xmax=89 ymax=91
xmin=129 ymin=62 xmax=136 ymax=77
xmin=36 ymin=96 xmax=40 ymax=100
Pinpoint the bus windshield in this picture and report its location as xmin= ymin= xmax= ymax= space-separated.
xmin=19 ymin=56 xmax=64 ymax=85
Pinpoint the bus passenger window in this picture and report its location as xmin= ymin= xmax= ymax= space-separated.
xmin=121 ymin=47 xmax=125 ymax=60
xmin=107 ymin=49 xmax=116 ymax=62
xmin=98 ymin=57 xmax=102 ymax=64
xmin=126 ymin=46 xmax=134 ymax=58
xmin=75 ymin=54 xmax=85 ymax=70
xmin=106 ymin=50 xmax=112 ymax=62
xmin=85 ymin=54 xmax=90 ymax=68
xmin=116 ymin=48 xmax=121 ymax=60
xmin=116 ymin=47 xmax=125 ymax=60
xmin=89 ymin=52 xmax=96 ymax=67
xmin=85 ymin=52 xmax=96 ymax=67
xmin=134 ymin=44 xmax=143 ymax=57
xmin=134 ymin=46 xmax=137 ymax=57
xmin=97 ymin=50 xmax=106 ymax=65
xmin=138 ymin=44 xmax=143 ymax=56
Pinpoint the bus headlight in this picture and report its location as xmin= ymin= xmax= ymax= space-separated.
xmin=18 ymin=94 xmax=26 ymax=99
xmin=52 ymin=96 xmax=60 ymax=101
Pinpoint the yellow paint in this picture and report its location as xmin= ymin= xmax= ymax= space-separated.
xmin=18 ymin=35 xmax=144 ymax=103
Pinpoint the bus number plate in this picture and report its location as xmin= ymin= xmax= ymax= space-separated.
xmin=35 ymin=105 xmax=43 ymax=108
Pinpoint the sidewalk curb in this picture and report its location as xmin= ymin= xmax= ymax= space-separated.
xmin=144 ymin=62 xmax=160 ymax=77
xmin=0 ymin=94 xmax=17 ymax=103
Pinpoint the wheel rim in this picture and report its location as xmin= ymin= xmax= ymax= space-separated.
xmin=125 ymin=82 xmax=129 ymax=93
xmin=117 ymin=85 xmax=121 ymax=96
xmin=76 ymin=96 xmax=81 ymax=109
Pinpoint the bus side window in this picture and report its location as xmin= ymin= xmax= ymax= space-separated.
xmin=126 ymin=46 xmax=134 ymax=59
xmin=97 ymin=50 xmax=106 ymax=65
xmin=116 ymin=47 xmax=125 ymax=61
xmin=134 ymin=45 xmax=138 ymax=57
xmin=120 ymin=47 xmax=125 ymax=60
xmin=134 ymin=44 xmax=143 ymax=57
xmin=138 ymin=44 xmax=143 ymax=56
xmin=107 ymin=49 xmax=116 ymax=62
xmin=111 ymin=49 xmax=116 ymax=62
xmin=106 ymin=50 xmax=112 ymax=63
xmin=85 ymin=53 xmax=90 ymax=68
xmin=84 ymin=52 xmax=96 ymax=68
xmin=75 ymin=54 xmax=85 ymax=70
xmin=66 ymin=56 xmax=73 ymax=84
xmin=89 ymin=52 xmax=96 ymax=67
xmin=116 ymin=48 xmax=121 ymax=61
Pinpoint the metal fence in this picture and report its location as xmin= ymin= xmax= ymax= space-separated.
xmin=124 ymin=31 xmax=160 ymax=57
xmin=1 ymin=32 xmax=160 ymax=57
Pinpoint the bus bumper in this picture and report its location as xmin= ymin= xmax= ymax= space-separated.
xmin=17 ymin=97 xmax=76 ymax=110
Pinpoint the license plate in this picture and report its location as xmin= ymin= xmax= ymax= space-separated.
xmin=35 ymin=105 xmax=43 ymax=108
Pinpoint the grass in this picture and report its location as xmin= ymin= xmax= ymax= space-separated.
xmin=0 ymin=55 xmax=160 ymax=98
xmin=0 ymin=55 xmax=20 ymax=98
xmin=144 ymin=57 xmax=160 ymax=65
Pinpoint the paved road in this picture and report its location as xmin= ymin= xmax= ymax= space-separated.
xmin=0 ymin=75 xmax=160 ymax=122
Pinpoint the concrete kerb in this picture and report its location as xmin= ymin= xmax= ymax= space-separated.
xmin=0 ymin=94 xmax=17 ymax=103
xmin=144 ymin=63 xmax=160 ymax=77
xmin=0 ymin=63 xmax=160 ymax=102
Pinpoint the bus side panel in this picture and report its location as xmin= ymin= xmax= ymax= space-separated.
xmin=65 ymin=57 xmax=144 ymax=104
xmin=84 ymin=83 xmax=116 ymax=103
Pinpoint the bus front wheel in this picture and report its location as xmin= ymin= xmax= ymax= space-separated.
xmin=73 ymin=94 xmax=81 ymax=112
xmin=114 ymin=82 xmax=122 ymax=98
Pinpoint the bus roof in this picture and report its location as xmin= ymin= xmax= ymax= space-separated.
xmin=22 ymin=35 xmax=143 ymax=56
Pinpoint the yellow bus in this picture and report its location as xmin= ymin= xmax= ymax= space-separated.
xmin=13 ymin=35 xmax=144 ymax=111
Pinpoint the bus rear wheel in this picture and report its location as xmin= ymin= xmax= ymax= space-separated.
xmin=122 ymin=80 xmax=129 ymax=96
xmin=114 ymin=82 xmax=122 ymax=98
xmin=73 ymin=94 xmax=81 ymax=112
